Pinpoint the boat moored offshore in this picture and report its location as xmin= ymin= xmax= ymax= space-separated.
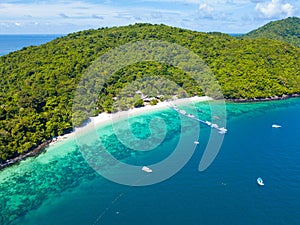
xmin=257 ymin=177 xmax=264 ymax=186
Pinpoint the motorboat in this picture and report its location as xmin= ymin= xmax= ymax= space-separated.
xmin=219 ymin=127 xmax=227 ymax=134
xmin=179 ymin=110 xmax=186 ymax=115
xmin=142 ymin=166 xmax=152 ymax=173
xmin=205 ymin=121 xmax=212 ymax=126
xmin=187 ymin=114 xmax=195 ymax=118
xmin=194 ymin=141 xmax=199 ymax=144
xmin=211 ymin=123 xmax=219 ymax=129
xmin=257 ymin=177 xmax=264 ymax=186
xmin=272 ymin=124 xmax=281 ymax=128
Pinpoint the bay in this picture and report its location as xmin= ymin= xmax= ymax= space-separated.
xmin=0 ymin=98 xmax=299 ymax=225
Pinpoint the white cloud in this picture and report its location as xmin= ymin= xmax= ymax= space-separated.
xmin=0 ymin=1 xmax=188 ymax=33
xmin=199 ymin=3 xmax=214 ymax=13
xmin=255 ymin=0 xmax=294 ymax=19
xmin=140 ymin=0 xmax=252 ymax=3
xmin=0 ymin=2 xmax=113 ymax=19
xmin=198 ymin=3 xmax=214 ymax=18
xmin=0 ymin=0 xmax=299 ymax=34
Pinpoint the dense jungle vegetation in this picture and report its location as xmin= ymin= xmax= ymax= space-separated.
xmin=243 ymin=17 xmax=300 ymax=48
xmin=0 ymin=22 xmax=300 ymax=162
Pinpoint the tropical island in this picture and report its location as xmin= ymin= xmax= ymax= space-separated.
xmin=0 ymin=17 xmax=299 ymax=166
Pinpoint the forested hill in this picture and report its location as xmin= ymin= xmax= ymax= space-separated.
xmin=1 ymin=23 xmax=300 ymax=163
xmin=243 ymin=17 xmax=300 ymax=48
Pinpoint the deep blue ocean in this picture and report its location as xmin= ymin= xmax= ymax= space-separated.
xmin=0 ymin=35 xmax=62 ymax=56
xmin=0 ymin=98 xmax=299 ymax=225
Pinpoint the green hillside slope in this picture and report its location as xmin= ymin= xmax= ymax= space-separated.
xmin=243 ymin=17 xmax=300 ymax=48
xmin=1 ymin=23 xmax=300 ymax=163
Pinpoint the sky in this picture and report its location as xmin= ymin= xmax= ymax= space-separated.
xmin=0 ymin=0 xmax=299 ymax=34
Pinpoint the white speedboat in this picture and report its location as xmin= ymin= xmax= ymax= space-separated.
xmin=219 ymin=127 xmax=227 ymax=134
xmin=205 ymin=121 xmax=212 ymax=126
xmin=187 ymin=114 xmax=195 ymax=118
xmin=142 ymin=166 xmax=152 ymax=173
xmin=257 ymin=177 xmax=264 ymax=186
xmin=194 ymin=141 xmax=199 ymax=144
xmin=272 ymin=124 xmax=281 ymax=128
xmin=211 ymin=123 xmax=219 ymax=129
xmin=179 ymin=110 xmax=186 ymax=115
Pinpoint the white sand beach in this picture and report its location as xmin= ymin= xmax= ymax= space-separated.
xmin=91 ymin=96 xmax=213 ymax=127
xmin=50 ymin=96 xmax=213 ymax=145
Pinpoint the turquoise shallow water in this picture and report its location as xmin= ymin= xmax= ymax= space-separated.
xmin=1 ymin=98 xmax=300 ymax=225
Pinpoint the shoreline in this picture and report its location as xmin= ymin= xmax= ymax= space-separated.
xmin=227 ymin=93 xmax=300 ymax=103
xmin=0 ymin=96 xmax=211 ymax=170
xmin=1 ymin=95 xmax=299 ymax=170
xmin=72 ymin=96 xmax=213 ymax=139
xmin=91 ymin=96 xmax=213 ymax=128
xmin=0 ymin=140 xmax=52 ymax=170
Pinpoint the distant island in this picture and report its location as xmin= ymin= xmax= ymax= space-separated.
xmin=0 ymin=18 xmax=299 ymax=166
